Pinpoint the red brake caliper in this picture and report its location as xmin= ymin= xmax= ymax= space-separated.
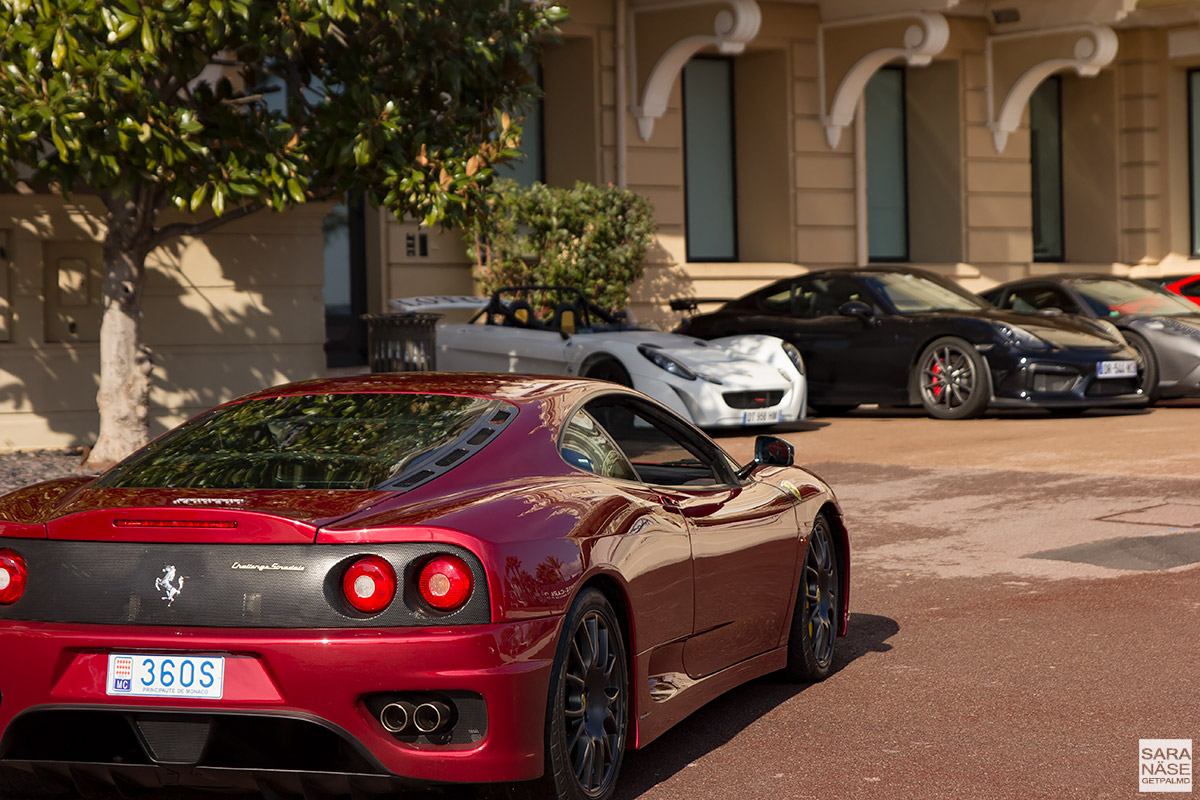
xmin=931 ymin=359 xmax=943 ymax=399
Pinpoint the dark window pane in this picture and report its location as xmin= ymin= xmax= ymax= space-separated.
xmin=683 ymin=58 xmax=737 ymax=261
xmin=865 ymin=68 xmax=908 ymax=261
xmin=323 ymin=194 xmax=367 ymax=367
xmin=497 ymin=64 xmax=544 ymax=186
xmin=1031 ymin=77 xmax=1064 ymax=262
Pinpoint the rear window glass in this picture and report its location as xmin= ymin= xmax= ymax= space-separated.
xmin=95 ymin=393 xmax=502 ymax=490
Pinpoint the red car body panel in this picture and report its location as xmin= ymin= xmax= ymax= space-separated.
xmin=0 ymin=373 xmax=849 ymax=792
xmin=1163 ymin=274 xmax=1200 ymax=307
xmin=0 ymin=618 xmax=560 ymax=783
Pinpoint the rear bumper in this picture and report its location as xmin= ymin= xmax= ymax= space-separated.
xmin=0 ymin=617 xmax=561 ymax=788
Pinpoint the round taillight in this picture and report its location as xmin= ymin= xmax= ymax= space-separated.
xmin=342 ymin=556 xmax=397 ymax=614
xmin=418 ymin=556 xmax=473 ymax=611
xmin=0 ymin=550 xmax=27 ymax=605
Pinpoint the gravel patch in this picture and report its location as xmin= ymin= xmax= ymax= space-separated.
xmin=0 ymin=448 xmax=92 ymax=495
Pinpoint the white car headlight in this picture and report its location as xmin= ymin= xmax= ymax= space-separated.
xmin=638 ymin=345 xmax=699 ymax=381
xmin=780 ymin=342 xmax=806 ymax=375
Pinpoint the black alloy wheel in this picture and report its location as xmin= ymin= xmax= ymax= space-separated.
xmin=915 ymin=336 xmax=989 ymax=419
xmin=583 ymin=359 xmax=632 ymax=388
xmin=1123 ymin=330 xmax=1160 ymax=404
xmin=504 ymin=588 xmax=628 ymax=800
xmin=783 ymin=512 xmax=839 ymax=682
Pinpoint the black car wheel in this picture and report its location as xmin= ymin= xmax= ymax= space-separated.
xmin=583 ymin=358 xmax=632 ymax=388
xmin=915 ymin=337 xmax=989 ymax=420
xmin=1123 ymin=330 xmax=1160 ymax=404
xmin=497 ymin=588 xmax=628 ymax=800
xmin=783 ymin=512 xmax=838 ymax=682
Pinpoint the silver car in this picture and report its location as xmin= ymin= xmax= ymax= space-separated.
xmin=983 ymin=274 xmax=1200 ymax=402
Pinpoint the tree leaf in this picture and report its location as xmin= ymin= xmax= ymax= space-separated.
xmin=51 ymin=28 xmax=66 ymax=69
xmin=189 ymin=184 xmax=208 ymax=211
xmin=286 ymin=178 xmax=304 ymax=203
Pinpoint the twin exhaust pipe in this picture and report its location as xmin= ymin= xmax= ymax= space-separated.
xmin=379 ymin=699 xmax=452 ymax=735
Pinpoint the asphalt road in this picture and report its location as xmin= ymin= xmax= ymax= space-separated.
xmin=615 ymin=401 xmax=1199 ymax=799
xmin=3 ymin=404 xmax=1196 ymax=800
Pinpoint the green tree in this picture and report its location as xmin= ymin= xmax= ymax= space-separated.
xmin=0 ymin=0 xmax=563 ymax=466
xmin=467 ymin=179 xmax=656 ymax=313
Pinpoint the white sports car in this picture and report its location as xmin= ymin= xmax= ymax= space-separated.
xmin=389 ymin=286 xmax=807 ymax=428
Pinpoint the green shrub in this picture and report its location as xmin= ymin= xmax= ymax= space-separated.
xmin=466 ymin=179 xmax=656 ymax=313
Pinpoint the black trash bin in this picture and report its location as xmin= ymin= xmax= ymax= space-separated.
xmin=362 ymin=313 xmax=441 ymax=372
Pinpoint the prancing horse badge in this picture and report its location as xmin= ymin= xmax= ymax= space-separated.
xmin=155 ymin=565 xmax=186 ymax=606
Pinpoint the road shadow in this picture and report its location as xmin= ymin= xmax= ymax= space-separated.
xmin=809 ymin=405 xmax=1155 ymax=420
xmin=707 ymin=419 xmax=830 ymax=441
xmin=613 ymin=612 xmax=899 ymax=799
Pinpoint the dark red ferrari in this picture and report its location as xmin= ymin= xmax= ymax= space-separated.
xmin=0 ymin=373 xmax=849 ymax=800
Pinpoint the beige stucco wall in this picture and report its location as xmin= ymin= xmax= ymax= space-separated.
xmin=10 ymin=2 xmax=1200 ymax=450
xmin=0 ymin=197 xmax=327 ymax=450
xmin=374 ymin=4 xmax=1200 ymax=324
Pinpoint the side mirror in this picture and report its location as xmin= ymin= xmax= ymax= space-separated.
xmin=838 ymin=300 xmax=874 ymax=322
xmin=753 ymin=435 xmax=793 ymax=467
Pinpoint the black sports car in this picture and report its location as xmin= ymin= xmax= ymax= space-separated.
xmin=982 ymin=273 xmax=1200 ymax=402
xmin=675 ymin=267 xmax=1147 ymax=419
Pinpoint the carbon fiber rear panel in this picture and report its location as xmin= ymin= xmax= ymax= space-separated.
xmin=0 ymin=541 xmax=489 ymax=627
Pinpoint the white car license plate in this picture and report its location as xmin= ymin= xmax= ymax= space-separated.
xmin=743 ymin=409 xmax=781 ymax=424
xmin=1096 ymin=360 xmax=1137 ymax=379
xmin=106 ymin=654 xmax=225 ymax=699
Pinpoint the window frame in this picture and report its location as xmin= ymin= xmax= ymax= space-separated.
xmin=559 ymin=393 xmax=742 ymax=488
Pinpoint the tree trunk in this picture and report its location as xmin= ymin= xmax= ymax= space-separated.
xmin=86 ymin=217 xmax=154 ymax=469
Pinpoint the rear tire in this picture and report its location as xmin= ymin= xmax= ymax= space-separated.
xmin=489 ymin=588 xmax=629 ymax=800
xmin=782 ymin=512 xmax=839 ymax=683
xmin=1123 ymin=330 xmax=1160 ymax=404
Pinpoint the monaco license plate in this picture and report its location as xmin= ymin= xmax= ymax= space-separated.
xmin=106 ymin=653 xmax=225 ymax=699
xmin=1097 ymin=360 xmax=1138 ymax=379
xmin=743 ymin=409 xmax=781 ymax=425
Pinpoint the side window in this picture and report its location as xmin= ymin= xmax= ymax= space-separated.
xmin=759 ymin=283 xmax=799 ymax=314
xmin=787 ymin=275 xmax=867 ymax=318
xmin=1002 ymin=291 xmax=1036 ymax=313
xmin=1011 ymin=286 xmax=1080 ymax=314
xmin=584 ymin=397 xmax=733 ymax=487
xmin=559 ymin=411 xmax=637 ymax=481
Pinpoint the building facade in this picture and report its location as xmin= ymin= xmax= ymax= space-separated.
xmin=4 ymin=0 xmax=1200 ymax=449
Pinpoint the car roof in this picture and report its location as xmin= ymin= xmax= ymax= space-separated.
xmin=793 ymin=266 xmax=944 ymax=280
xmin=994 ymin=273 xmax=1149 ymax=285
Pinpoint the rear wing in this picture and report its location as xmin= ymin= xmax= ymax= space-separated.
xmin=669 ymin=297 xmax=732 ymax=312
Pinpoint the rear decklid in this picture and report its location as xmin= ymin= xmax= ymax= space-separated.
xmin=43 ymin=488 xmax=393 ymax=543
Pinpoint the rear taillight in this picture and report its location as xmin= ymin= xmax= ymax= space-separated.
xmin=342 ymin=556 xmax=397 ymax=614
xmin=0 ymin=550 xmax=27 ymax=605
xmin=418 ymin=556 xmax=473 ymax=611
